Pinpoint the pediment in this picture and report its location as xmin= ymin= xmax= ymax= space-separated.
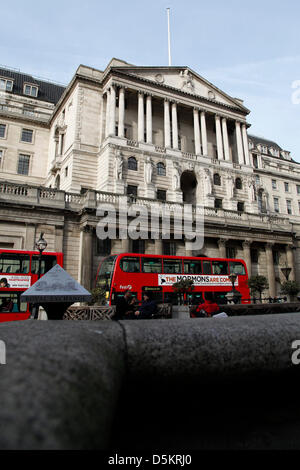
xmin=112 ymin=66 xmax=249 ymax=112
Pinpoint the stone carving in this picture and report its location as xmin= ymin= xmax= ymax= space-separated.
xmin=247 ymin=177 xmax=256 ymax=203
xmin=226 ymin=174 xmax=235 ymax=199
xmin=115 ymin=151 xmax=123 ymax=180
xmin=180 ymin=70 xmax=194 ymax=91
xmin=144 ymin=156 xmax=154 ymax=184
xmin=203 ymin=169 xmax=212 ymax=195
xmin=172 ymin=162 xmax=181 ymax=191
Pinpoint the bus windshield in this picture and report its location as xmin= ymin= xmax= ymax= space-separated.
xmin=97 ymin=256 xmax=117 ymax=292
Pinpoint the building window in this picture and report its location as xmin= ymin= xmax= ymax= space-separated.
xmin=297 ymin=185 xmax=300 ymax=195
xmin=96 ymin=238 xmax=111 ymax=256
xmin=23 ymin=104 xmax=35 ymax=117
xmin=252 ymin=155 xmax=258 ymax=168
xmin=237 ymin=202 xmax=244 ymax=212
xmin=0 ymin=124 xmax=6 ymax=138
xmin=0 ymin=78 xmax=13 ymax=92
xmin=213 ymin=173 xmax=221 ymax=186
xmin=17 ymin=154 xmax=30 ymax=175
xmin=287 ymin=200 xmax=292 ymax=215
xmin=21 ymin=128 xmax=33 ymax=143
xmin=215 ymin=198 xmax=222 ymax=209
xmin=163 ymin=241 xmax=176 ymax=256
xmin=24 ymin=84 xmax=38 ymax=97
xmin=284 ymin=182 xmax=289 ymax=192
xmin=273 ymin=251 xmax=280 ymax=265
xmin=132 ymin=239 xmax=145 ymax=254
xmin=251 ymin=249 xmax=258 ymax=263
xmin=255 ymin=175 xmax=260 ymax=186
xmin=127 ymin=185 xmax=138 ymax=197
xmin=272 ymin=179 xmax=277 ymax=190
xmin=226 ymin=247 xmax=236 ymax=259
xmin=157 ymin=162 xmax=166 ymax=176
xmin=274 ymin=197 xmax=279 ymax=213
xmin=157 ymin=189 xmax=166 ymax=201
xmin=0 ymin=149 xmax=3 ymax=167
xmin=128 ymin=157 xmax=137 ymax=171
xmin=65 ymin=166 xmax=68 ymax=178
xmin=298 ymin=201 xmax=300 ymax=214
xmin=235 ymin=177 xmax=242 ymax=190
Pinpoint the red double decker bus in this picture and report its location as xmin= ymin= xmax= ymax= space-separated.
xmin=0 ymin=249 xmax=63 ymax=322
xmin=96 ymin=253 xmax=250 ymax=306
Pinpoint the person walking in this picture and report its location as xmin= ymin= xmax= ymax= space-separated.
xmin=191 ymin=292 xmax=220 ymax=318
xmin=113 ymin=290 xmax=133 ymax=321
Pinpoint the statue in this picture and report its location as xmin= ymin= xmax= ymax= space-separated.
xmin=115 ymin=151 xmax=123 ymax=180
xmin=227 ymin=174 xmax=235 ymax=199
xmin=247 ymin=177 xmax=256 ymax=203
xmin=180 ymin=70 xmax=194 ymax=91
xmin=172 ymin=162 xmax=181 ymax=191
xmin=144 ymin=156 xmax=154 ymax=184
xmin=203 ymin=169 xmax=212 ymax=195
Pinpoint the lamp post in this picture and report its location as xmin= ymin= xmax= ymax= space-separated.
xmin=31 ymin=233 xmax=47 ymax=319
xmin=226 ymin=272 xmax=242 ymax=304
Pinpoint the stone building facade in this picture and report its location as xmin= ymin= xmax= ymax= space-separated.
xmin=0 ymin=58 xmax=300 ymax=297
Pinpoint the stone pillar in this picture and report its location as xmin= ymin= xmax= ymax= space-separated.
xmin=171 ymin=102 xmax=178 ymax=149
xmin=193 ymin=108 xmax=201 ymax=155
xmin=242 ymin=124 xmax=250 ymax=166
xmin=286 ymin=245 xmax=296 ymax=281
xmin=218 ymin=239 xmax=227 ymax=258
xmin=25 ymin=224 xmax=36 ymax=250
xmin=200 ymin=111 xmax=208 ymax=156
xmin=265 ymin=243 xmax=276 ymax=298
xmin=146 ymin=94 xmax=152 ymax=144
xmin=121 ymin=238 xmax=130 ymax=253
xmin=55 ymin=226 xmax=64 ymax=253
xmin=215 ymin=115 xmax=224 ymax=160
xmin=138 ymin=92 xmax=144 ymax=142
xmin=108 ymin=85 xmax=116 ymax=136
xmin=118 ymin=87 xmax=125 ymax=138
xmin=155 ymin=239 xmax=163 ymax=255
xmin=242 ymin=240 xmax=252 ymax=278
xmin=80 ymin=226 xmax=93 ymax=290
xmin=222 ymin=118 xmax=230 ymax=161
xmin=185 ymin=241 xmax=193 ymax=257
xmin=235 ymin=121 xmax=244 ymax=165
xmin=105 ymin=90 xmax=110 ymax=138
xmin=164 ymin=99 xmax=171 ymax=148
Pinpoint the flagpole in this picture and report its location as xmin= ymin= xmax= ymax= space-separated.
xmin=167 ymin=8 xmax=172 ymax=66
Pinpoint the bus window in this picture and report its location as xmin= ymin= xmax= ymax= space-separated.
xmin=142 ymin=258 xmax=162 ymax=273
xmin=0 ymin=292 xmax=27 ymax=313
xmin=212 ymin=261 xmax=228 ymax=275
xmin=111 ymin=291 xmax=137 ymax=305
xmin=229 ymin=262 xmax=246 ymax=275
xmin=142 ymin=286 xmax=163 ymax=303
xmin=163 ymin=259 xmax=182 ymax=274
xmin=163 ymin=292 xmax=181 ymax=305
xmin=0 ymin=253 xmax=30 ymax=274
xmin=187 ymin=292 xmax=204 ymax=305
xmin=202 ymin=261 xmax=212 ymax=274
xmin=120 ymin=257 xmax=140 ymax=273
xmin=184 ymin=260 xmax=202 ymax=274
xmin=213 ymin=292 xmax=228 ymax=305
xmin=97 ymin=255 xmax=117 ymax=290
xmin=31 ymin=255 xmax=57 ymax=275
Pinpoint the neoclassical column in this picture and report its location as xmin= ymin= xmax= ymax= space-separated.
xmin=218 ymin=238 xmax=227 ymax=258
xmin=138 ymin=92 xmax=144 ymax=142
xmin=105 ymin=89 xmax=110 ymax=138
xmin=146 ymin=94 xmax=152 ymax=144
xmin=80 ymin=226 xmax=93 ymax=290
xmin=235 ymin=121 xmax=244 ymax=165
xmin=155 ymin=239 xmax=163 ymax=255
xmin=108 ymin=85 xmax=116 ymax=136
xmin=164 ymin=99 xmax=171 ymax=148
xmin=242 ymin=240 xmax=252 ymax=278
xmin=121 ymin=238 xmax=130 ymax=253
xmin=242 ymin=124 xmax=250 ymax=165
xmin=171 ymin=102 xmax=178 ymax=149
xmin=265 ymin=243 xmax=276 ymax=297
xmin=193 ymin=108 xmax=201 ymax=155
xmin=286 ymin=245 xmax=296 ymax=281
xmin=215 ymin=115 xmax=224 ymax=160
xmin=118 ymin=87 xmax=125 ymax=138
xmin=222 ymin=117 xmax=230 ymax=161
xmin=200 ymin=110 xmax=208 ymax=155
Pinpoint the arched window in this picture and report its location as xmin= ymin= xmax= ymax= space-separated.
xmin=235 ymin=177 xmax=242 ymax=190
xmin=213 ymin=173 xmax=221 ymax=186
xmin=157 ymin=162 xmax=166 ymax=176
xmin=128 ymin=157 xmax=137 ymax=171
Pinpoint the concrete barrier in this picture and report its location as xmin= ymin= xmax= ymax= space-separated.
xmin=1 ymin=314 xmax=300 ymax=449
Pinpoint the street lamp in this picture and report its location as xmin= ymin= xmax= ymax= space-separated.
xmin=226 ymin=272 xmax=242 ymax=304
xmin=31 ymin=233 xmax=47 ymax=320
xmin=35 ymin=232 xmax=47 ymax=279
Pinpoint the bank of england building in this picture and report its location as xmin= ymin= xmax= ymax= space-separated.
xmin=0 ymin=58 xmax=299 ymax=296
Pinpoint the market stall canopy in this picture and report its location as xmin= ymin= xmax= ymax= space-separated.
xmin=21 ymin=264 xmax=92 ymax=303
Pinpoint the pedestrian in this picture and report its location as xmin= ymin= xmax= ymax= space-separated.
xmin=134 ymin=293 xmax=157 ymax=319
xmin=191 ymin=292 xmax=220 ymax=318
xmin=113 ymin=289 xmax=133 ymax=320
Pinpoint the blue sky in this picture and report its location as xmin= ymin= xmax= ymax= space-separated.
xmin=1 ymin=0 xmax=300 ymax=160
